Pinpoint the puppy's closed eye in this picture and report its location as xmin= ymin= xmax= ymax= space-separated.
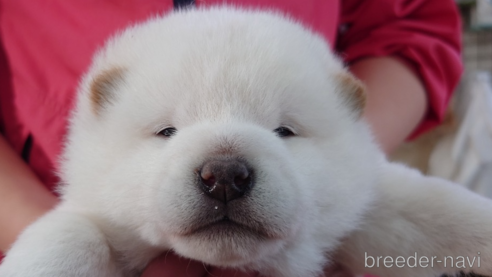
xmin=157 ymin=127 xmax=178 ymax=137
xmin=274 ymin=126 xmax=296 ymax=138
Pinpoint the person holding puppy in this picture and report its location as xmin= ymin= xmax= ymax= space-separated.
xmin=0 ymin=0 xmax=462 ymax=276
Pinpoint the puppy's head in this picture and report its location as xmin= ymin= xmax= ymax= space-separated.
xmin=61 ymin=8 xmax=379 ymax=268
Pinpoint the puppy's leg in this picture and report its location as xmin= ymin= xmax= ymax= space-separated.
xmin=337 ymin=163 xmax=492 ymax=277
xmin=0 ymin=208 xmax=122 ymax=277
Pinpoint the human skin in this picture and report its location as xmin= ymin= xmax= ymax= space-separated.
xmin=0 ymin=136 xmax=58 ymax=252
xmin=0 ymin=56 xmax=427 ymax=276
xmin=352 ymin=56 xmax=427 ymax=155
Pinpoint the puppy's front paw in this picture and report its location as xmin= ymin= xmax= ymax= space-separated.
xmin=0 ymin=210 xmax=121 ymax=277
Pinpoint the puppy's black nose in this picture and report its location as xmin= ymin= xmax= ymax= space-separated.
xmin=199 ymin=158 xmax=253 ymax=203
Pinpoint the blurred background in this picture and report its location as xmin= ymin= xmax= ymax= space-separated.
xmin=391 ymin=0 xmax=492 ymax=198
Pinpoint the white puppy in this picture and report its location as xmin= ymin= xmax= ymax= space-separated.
xmin=0 ymin=7 xmax=491 ymax=277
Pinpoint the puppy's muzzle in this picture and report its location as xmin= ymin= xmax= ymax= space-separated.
xmin=199 ymin=158 xmax=254 ymax=203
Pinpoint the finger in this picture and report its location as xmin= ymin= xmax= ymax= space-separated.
xmin=141 ymin=251 xmax=208 ymax=277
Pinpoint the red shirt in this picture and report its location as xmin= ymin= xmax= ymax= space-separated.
xmin=0 ymin=0 xmax=461 ymax=205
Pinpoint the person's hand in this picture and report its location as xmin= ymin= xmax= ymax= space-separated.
xmin=141 ymin=251 xmax=259 ymax=277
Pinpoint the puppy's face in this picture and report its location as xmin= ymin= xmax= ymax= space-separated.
xmin=62 ymin=9 xmax=378 ymax=267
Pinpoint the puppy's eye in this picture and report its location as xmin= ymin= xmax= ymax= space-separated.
xmin=157 ymin=127 xmax=177 ymax=137
xmin=273 ymin=126 xmax=296 ymax=138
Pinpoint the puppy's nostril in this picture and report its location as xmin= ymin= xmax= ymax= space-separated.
xmin=235 ymin=170 xmax=249 ymax=180
xmin=198 ymin=158 xmax=254 ymax=203
xmin=234 ymin=174 xmax=250 ymax=190
xmin=200 ymin=170 xmax=216 ymax=188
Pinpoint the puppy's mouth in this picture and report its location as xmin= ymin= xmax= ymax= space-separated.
xmin=192 ymin=216 xmax=243 ymax=232
xmin=182 ymin=215 xmax=278 ymax=239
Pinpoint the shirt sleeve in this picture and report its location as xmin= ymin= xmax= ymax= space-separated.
xmin=336 ymin=0 xmax=463 ymax=138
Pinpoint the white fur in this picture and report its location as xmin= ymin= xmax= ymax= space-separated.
xmin=1 ymin=7 xmax=491 ymax=277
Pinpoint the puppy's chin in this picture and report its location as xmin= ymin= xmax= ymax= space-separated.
xmin=170 ymin=225 xmax=285 ymax=266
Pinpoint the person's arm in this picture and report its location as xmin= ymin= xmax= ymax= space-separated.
xmin=0 ymin=135 xmax=58 ymax=252
xmin=351 ymin=56 xmax=427 ymax=154
xmin=338 ymin=0 xmax=463 ymax=152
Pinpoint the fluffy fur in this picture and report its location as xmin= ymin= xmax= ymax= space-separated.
xmin=1 ymin=7 xmax=491 ymax=277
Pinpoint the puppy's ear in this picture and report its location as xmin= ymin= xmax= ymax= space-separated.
xmin=90 ymin=67 xmax=125 ymax=115
xmin=336 ymin=72 xmax=366 ymax=118
xmin=336 ymin=163 xmax=492 ymax=277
